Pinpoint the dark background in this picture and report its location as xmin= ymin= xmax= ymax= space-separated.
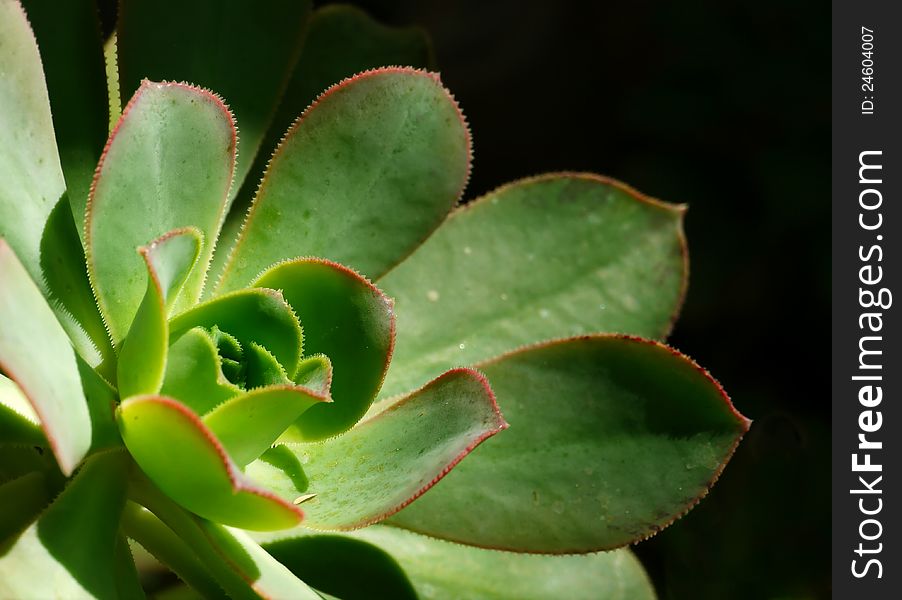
xmin=335 ymin=1 xmax=831 ymax=598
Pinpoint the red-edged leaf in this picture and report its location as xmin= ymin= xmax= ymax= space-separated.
xmin=216 ymin=67 xmax=471 ymax=292
xmin=117 ymin=395 xmax=303 ymax=530
xmin=387 ymin=335 xmax=750 ymax=552
xmin=277 ymin=368 xmax=506 ymax=530
xmin=117 ymin=228 xmax=201 ymax=398
xmin=86 ymin=80 xmax=236 ymax=342
xmin=0 ymin=240 xmax=91 ymax=475
xmin=253 ymin=258 xmax=394 ymax=441
xmin=203 ymin=384 xmax=329 ymax=467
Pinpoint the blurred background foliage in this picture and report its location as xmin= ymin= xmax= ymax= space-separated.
xmin=97 ymin=1 xmax=830 ymax=597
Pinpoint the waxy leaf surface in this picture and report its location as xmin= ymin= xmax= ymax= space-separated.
xmin=117 ymin=0 xmax=312 ymax=195
xmin=379 ymin=173 xmax=687 ymax=398
xmin=388 ymin=336 xmax=749 ymax=552
xmin=0 ymin=241 xmax=91 ymax=475
xmin=254 ymin=259 xmax=393 ymax=440
xmin=0 ymin=0 xmax=66 ymax=285
xmin=118 ymin=395 xmax=302 ymax=530
xmin=217 ymin=67 xmax=470 ymax=291
xmin=117 ymin=228 xmax=201 ymax=398
xmin=86 ymin=81 xmax=236 ymax=341
xmin=20 ymin=0 xmax=108 ymax=220
xmin=348 ymin=526 xmax=656 ymax=600
xmin=285 ymin=369 xmax=506 ymax=529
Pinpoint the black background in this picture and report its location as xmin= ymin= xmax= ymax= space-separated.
xmin=335 ymin=1 xmax=831 ymax=598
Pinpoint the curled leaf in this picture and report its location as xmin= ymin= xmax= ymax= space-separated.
xmin=117 ymin=394 xmax=303 ymax=530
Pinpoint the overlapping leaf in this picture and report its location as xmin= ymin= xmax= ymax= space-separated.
xmin=387 ymin=336 xmax=749 ymax=552
xmin=0 ymin=0 xmax=67 ymax=286
xmin=276 ymin=368 xmax=505 ymax=530
xmin=86 ymin=80 xmax=236 ymax=341
xmin=217 ymin=67 xmax=471 ymax=291
xmin=118 ymin=395 xmax=303 ymax=531
xmin=160 ymin=327 xmax=243 ymax=414
xmin=254 ymin=259 xmax=394 ymax=440
xmin=117 ymin=228 xmax=201 ymax=398
xmin=205 ymin=385 xmax=328 ymax=467
xmin=209 ymin=5 xmax=434 ymax=290
xmin=0 ymin=241 xmax=91 ymax=475
xmin=169 ymin=288 xmax=303 ymax=379
xmin=0 ymin=452 xmax=131 ymax=599
xmin=40 ymin=196 xmax=112 ymax=363
xmin=20 ymin=0 xmax=108 ymax=221
xmin=117 ymin=0 xmax=312 ymax=196
xmin=378 ymin=173 xmax=687 ymax=398
xmin=349 ymin=526 xmax=656 ymax=600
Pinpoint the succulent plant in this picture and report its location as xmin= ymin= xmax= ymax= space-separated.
xmin=0 ymin=1 xmax=750 ymax=598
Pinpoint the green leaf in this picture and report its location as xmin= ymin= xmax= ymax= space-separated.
xmin=118 ymin=228 xmax=201 ymax=399
xmin=264 ymin=533 xmax=417 ymax=600
xmin=212 ymin=4 xmax=436 ymax=285
xmin=113 ymin=534 xmax=147 ymax=600
xmin=0 ymin=445 xmax=57 ymax=488
xmin=378 ymin=173 xmax=688 ymax=398
xmin=76 ymin=356 xmax=121 ymax=452
xmin=387 ymin=335 xmax=749 ymax=552
xmin=0 ymin=374 xmax=43 ymax=447
xmin=0 ymin=0 xmax=66 ymax=286
xmin=204 ymin=385 xmax=328 ymax=467
xmin=161 ymin=327 xmax=243 ymax=415
xmin=0 ymin=240 xmax=91 ymax=475
xmin=254 ymin=259 xmax=393 ymax=440
xmin=347 ymin=526 xmax=657 ymax=600
xmin=118 ymin=395 xmax=303 ymax=530
xmin=284 ymin=368 xmax=506 ymax=529
xmin=121 ymin=503 xmax=224 ymax=600
xmin=19 ymin=0 xmax=109 ymax=220
xmin=293 ymin=354 xmax=333 ymax=397
xmin=117 ymin=0 xmax=313 ymax=196
xmin=0 ymin=472 xmax=49 ymax=543
xmin=216 ymin=67 xmax=471 ymax=292
xmin=130 ymin=474 xmax=322 ymax=600
xmin=276 ymin=5 xmax=434 ymax=133
xmin=245 ymin=445 xmax=309 ymax=500
xmin=40 ymin=195 xmax=113 ymax=363
xmin=171 ymin=288 xmax=303 ymax=379
xmin=0 ymin=451 xmax=130 ymax=599
xmin=198 ymin=523 xmax=323 ymax=600
xmin=86 ymin=80 xmax=237 ymax=342
xmin=244 ymin=342 xmax=292 ymax=389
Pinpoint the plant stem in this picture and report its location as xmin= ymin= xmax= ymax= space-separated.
xmin=127 ymin=472 xmax=260 ymax=600
xmin=120 ymin=501 xmax=224 ymax=599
